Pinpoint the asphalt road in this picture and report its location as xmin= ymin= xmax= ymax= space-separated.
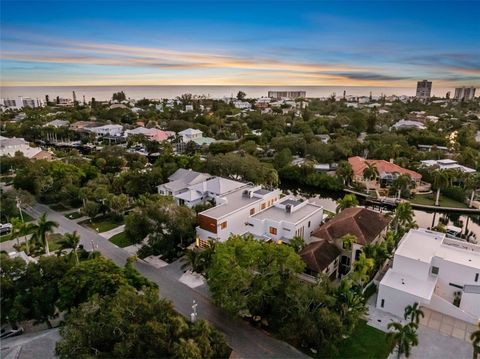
xmin=24 ymin=203 xmax=309 ymax=359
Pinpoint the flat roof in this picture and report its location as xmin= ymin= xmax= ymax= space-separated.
xmin=252 ymin=201 xmax=322 ymax=224
xmin=281 ymin=198 xmax=302 ymax=207
xmin=395 ymin=229 xmax=445 ymax=263
xmin=200 ymin=186 xmax=272 ymax=220
xmin=381 ymin=268 xmax=436 ymax=300
xmin=396 ymin=229 xmax=480 ymax=268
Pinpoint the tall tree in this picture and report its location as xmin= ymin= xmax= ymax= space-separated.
xmin=336 ymin=161 xmax=354 ymax=186
xmin=432 ymin=170 xmax=450 ymax=206
xmin=404 ymin=302 xmax=424 ymax=325
xmin=336 ymin=194 xmax=359 ymax=213
xmin=394 ymin=202 xmax=416 ymax=233
xmin=58 ymin=231 xmax=81 ymax=265
xmin=464 ymin=173 xmax=480 ymax=208
xmin=363 ymin=163 xmax=379 ymax=182
xmin=387 ymin=322 xmax=419 ymax=359
xmin=471 ymin=323 xmax=480 ymax=359
xmin=55 ymin=287 xmax=230 ymax=359
xmin=392 ymin=174 xmax=412 ymax=199
xmin=32 ymin=213 xmax=59 ymax=255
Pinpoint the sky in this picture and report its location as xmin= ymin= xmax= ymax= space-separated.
xmin=1 ymin=0 xmax=479 ymax=87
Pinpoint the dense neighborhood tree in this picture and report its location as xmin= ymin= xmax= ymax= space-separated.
xmin=207 ymin=235 xmax=304 ymax=317
xmin=58 ymin=256 xmax=130 ymax=310
xmin=55 ymin=287 xmax=230 ymax=359
xmin=125 ymin=195 xmax=195 ymax=259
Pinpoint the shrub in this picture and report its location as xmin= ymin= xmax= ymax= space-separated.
xmin=442 ymin=186 xmax=466 ymax=203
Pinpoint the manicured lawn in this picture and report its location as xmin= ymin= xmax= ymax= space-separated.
xmin=109 ymin=232 xmax=132 ymax=248
xmin=81 ymin=216 xmax=124 ymax=233
xmin=65 ymin=211 xmax=83 ymax=219
xmin=333 ymin=320 xmax=392 ymax=359
xmin=410 ymin=194 xmax=468 ymax=209
xmin=14 ymin=232 xmax=65 ymax=253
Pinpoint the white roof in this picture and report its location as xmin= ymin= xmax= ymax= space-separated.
xmin=176 ymin=189 xmax=204 ymax=202
xmin=252 ymin=198 xmax=323 ymax=224
xmin=421 ymin=159 xmax=476 ymax=173
xmin=396 ymin=228 xmax=480 ymax=268
xmin=200 ymin=186 xmax=278 ymax=220
xmin=179 ymin=128 xmax=203 ymax=136
xmin=392 ymin=120 xmax=426 ymax=130
xmin=381 ymin=268 xmax=436 ymax=300
xmin=189 ymin=177 xmax=245 ymax=196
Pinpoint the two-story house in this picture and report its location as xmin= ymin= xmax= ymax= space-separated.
xmin=377 ymin=228 xmax=480 ymax=324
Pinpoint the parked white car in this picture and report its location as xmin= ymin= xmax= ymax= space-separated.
xmin=0 ymin=223 xmax=13 ymax=235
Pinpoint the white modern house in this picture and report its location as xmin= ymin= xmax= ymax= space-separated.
xmin=391 ymin=119 xmax=426 ymax=131
xmin=377 ymin=228 xmax=480 ymax=324
xmin=157 ymin=169 xmax=245 ymax=208
xmin=44 ymin=119 xmax=69 ymax=128
xmin=246 ymin=197 xmax=323 ymax=242
xmin=421 ymin=159 xmax=476 ymax=174
xmin=196 ymin=186 xmax=282 ymax=244
xmin=233 ymin=100 xmax=252 ymax=109
xmin=0 ymin=136 xmax=52 ymax=160
xmin=178 ymin=128 xmax=203 ymax=143
xmin=88 ymin=124 xmax=123 ymax=137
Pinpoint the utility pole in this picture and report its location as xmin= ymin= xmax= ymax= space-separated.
xmin=16 ymin=196 xmax=24 ymax=222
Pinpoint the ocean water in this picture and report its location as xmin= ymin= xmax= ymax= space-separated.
xmin=0 ymin=85 xmax=454 ymax=101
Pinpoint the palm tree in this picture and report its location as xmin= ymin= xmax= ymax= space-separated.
xmin=432 ymin=170 xmax=450 ymax=206
xmin=9 ymin=217 xmax=23 ymax=247
xmin=336 ymin=161 xmax=354 ymax=186
xmin=336 ymin=194 xmax=359 ymax=213
xmin=19 ymin=221 xmax=35 ymax=255
xmin=33 ymin=213 xmax=59 ymax=255
xmin=352 ymin=253 xmax=375 ymax=286
xmin=342 ymin=234 xmax=357 ymax=251
xmin=393 ymin=174 xmax=412 ymax=199
xmin=464 ymin=173 xmax=480 ymax=208
xmin=404 ymin=302 xmax=424 ymax=324
xmin=59 ymin=231 xmax=81 ymax=265
xmin=335 ymin=279 xmax=367 ymax=331
xmin=394 ymin=202 xmax=416 ymax=232
xmin=387 ymin=322 xmax=419 ymax=359
xmin=470 ymin=323 xmax=480 ymax=359
xmin=181 ymin=249 xmax=204 ymax=273
xmin=363 ymin=163 xmax=379 ymax=182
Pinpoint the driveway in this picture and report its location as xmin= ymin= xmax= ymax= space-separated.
xmin=23 ymin=204 xmax=308 ymax=359
xmin=367 ymin=295 xmax=474 ymax=359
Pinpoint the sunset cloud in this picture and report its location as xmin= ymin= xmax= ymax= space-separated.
xmin=1 ymin=1 xmax=479 ymax=88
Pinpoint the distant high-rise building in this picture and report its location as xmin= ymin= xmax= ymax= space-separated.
xmin=0 ymin=96 xmax=43 ymax=109
xmin=454 ymin=87 xmax=476 ymax=101
xmin=268 ymin=90 xmax=306 ymax=99
xmin=416 ymin=80 xmax=432 ymax=100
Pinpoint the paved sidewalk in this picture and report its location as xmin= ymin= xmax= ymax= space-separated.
xmin=99 ymin=224 xmax=125 ymax=239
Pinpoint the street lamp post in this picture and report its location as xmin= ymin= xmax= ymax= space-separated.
xmin=190 ymin=300 xmax=198 ymax=322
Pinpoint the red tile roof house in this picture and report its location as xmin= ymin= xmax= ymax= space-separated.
xmin=300 ymin=207 xmax=391 ymax=279
xmin=348 ymin=156 xmax=425 ymax=193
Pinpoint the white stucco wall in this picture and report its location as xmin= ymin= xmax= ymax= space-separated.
xmin=376 ymin=284 xmax=427 ymax=318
